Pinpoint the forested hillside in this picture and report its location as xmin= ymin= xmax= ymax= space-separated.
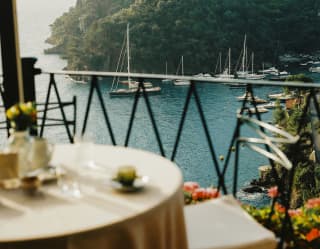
xmin=46 ymin=0 xmax=320 ymax=74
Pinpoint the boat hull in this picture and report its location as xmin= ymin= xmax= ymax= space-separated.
xmin=109 ymin=87 xmax=161 ymax=97
xmin=173 ymin=80 xmax=191 ymax=86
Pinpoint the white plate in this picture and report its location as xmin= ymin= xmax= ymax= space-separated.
xmin=109 ymin=175 xmax=149 ymax=192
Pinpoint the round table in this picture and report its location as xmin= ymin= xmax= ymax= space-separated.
xmin=0 ymin=144 xmax=188 ymax=249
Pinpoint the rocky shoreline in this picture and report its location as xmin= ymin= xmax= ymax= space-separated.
xmin=242 ymin=165 xmax=276 ymax=194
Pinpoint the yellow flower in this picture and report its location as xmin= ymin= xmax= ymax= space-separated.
xmin=6 ymin=105 xmax=20 ymax=120
xmin=19 ymin=101 xmax=34 ymax=114
xmin=5 ymin=102 xmax=37 ymax=131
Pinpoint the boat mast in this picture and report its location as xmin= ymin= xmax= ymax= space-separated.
xmin=219 ymin=52 xmax=222 ymax=73
xmin=252 ymin=52 xmax=254 ymax=74
xmin=181 ymin=55 xmax=184 ymax=76
xmin=126 ymin=23 xmax=131 ymax=85
xmin=228 ymin=48 xmax=231 ymax=75
xmin=242 ymin=34 xmax=247 ymax=74
xmin=165 ymin=61 xmax=168 ymax=76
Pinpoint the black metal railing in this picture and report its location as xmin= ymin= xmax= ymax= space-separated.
xmin=2 ymin=69 xmax=320 ymax=248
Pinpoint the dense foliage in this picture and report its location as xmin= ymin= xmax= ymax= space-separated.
xmin=46 ymin=0 xmax=320 ymax=73
xmin=244 ymin=195 xmax=320 ymax=248
xmin=272 ymin=74 xmax=320 ymax=208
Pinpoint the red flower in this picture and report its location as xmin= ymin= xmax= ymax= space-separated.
xmin=275 ymin=203 xmax=286 ymax=213
xmin=306 ymin=228 xmax=320 ymax=242
xmin=183 ymin=182 xmax=220 ymax=204
xmin=193 ymin=188 xmax=206 ymax=200
xmin=268 ymin=186 xmax=279 ymax=198
xmin=192 ymin=192 xmax=198 ymax=201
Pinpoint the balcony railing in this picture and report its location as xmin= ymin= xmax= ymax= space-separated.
xmin=1 ymin=69 xmax=320 ymax=247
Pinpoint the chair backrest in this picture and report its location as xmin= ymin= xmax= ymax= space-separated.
xmin=0 ymin=93 xmax=77 ymax=143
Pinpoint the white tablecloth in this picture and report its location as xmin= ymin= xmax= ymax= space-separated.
xmin=0 ymin=144 xmax=188 ymax=249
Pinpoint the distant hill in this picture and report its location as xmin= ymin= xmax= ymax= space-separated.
xmin=45 ymin=0 xmax=320 ymax=74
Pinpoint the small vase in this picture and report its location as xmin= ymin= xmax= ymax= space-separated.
xmin=6 ymin=129 xmax=32 ymax=177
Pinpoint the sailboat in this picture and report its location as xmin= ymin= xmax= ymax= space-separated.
xmin=162 ymin=61 xmax=172 ymax=83
xmin=215 ymin=48 xmax=234 ymax=79
xmin=109 ymin=23 xmax=161 ymax=97
xmin=236 ymin=35 xmax=249 ymax=79
xmin=236 ymin=35 xmax=264 ymax=80
xmin=245 ymin=52 xmax=265 ymax=80
xmin=174 ymin=56 xmax=191 ymax=86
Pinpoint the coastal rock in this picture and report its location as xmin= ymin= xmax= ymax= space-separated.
xmin=242 ymin=185 xmax=265 ymax=193
xmin=248 ymin=165 xmax=278 ymax=192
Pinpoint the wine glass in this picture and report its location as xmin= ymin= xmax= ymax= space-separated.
xmin=73 ymin=132 xmax=96 ymax=169
xmin=56 ymin=165 xmax=82 ymax=199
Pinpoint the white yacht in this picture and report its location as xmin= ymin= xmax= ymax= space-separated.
xmin=257 ymin=102 xmax=277 ymax=109
xmin=258 ymin=66 xmax=279 ymax=75
xmin=309 ymin=66 xmax=320 ymax=73
xmin=245 ymin=107 xmax=269 ymax=114
xmin=268 ymin=92 xmax=294 ymax=101
xmin=237 ymin=92 xmax=268 ymax=104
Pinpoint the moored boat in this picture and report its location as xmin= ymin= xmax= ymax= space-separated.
xmin=258 ymin=66 xmax=279 ymax=75
xmin=268 ymin=92 xmax=294 ymax=101
xmin=215 ymin=48 xmax=234 ymax=79
xmin=257 ymin=101 xmax=277 ymax=109
xmin=174 ymin=56 xmax=190 ymax=86
xmin=162 ymin=61 xmax=173 ymax=83
xmin=309 ymin=66 xmax=320 ymax=73
xmin=109 ymin=23 xmax=161 ymax=96
xmin=237 ymin=92 xmax=268 ymax=103
xmin=109 ymin=86 xmax=161 ymax=97
xmin=174 ymin=79 xmax=191 ymax=86
xmin=245 ymin=107 xmax=269 ymax=114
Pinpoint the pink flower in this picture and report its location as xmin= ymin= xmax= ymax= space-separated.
xmin=183 ymin=182 xmax=200 ymax=193
xmin=305 ymin=198 xmax=320 ymax=209
xmin=206 ymin=188 xmax=220 ymax=199
xmin=288 ymin=208 xmax=302 ymax=217
xmin=268 ymin=186 xmax=279 ymax=198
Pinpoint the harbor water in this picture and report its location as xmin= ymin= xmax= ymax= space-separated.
xmin=1 ymin=0 xmax=319 ymax=206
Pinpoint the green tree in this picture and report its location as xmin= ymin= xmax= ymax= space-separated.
xmin=46 ymin=0 xmax=320 ymax=73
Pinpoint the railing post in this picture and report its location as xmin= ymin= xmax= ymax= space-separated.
xmin=22 ymin=57 xmax=41 ymax=135
xmin=22 ymin=57 xmax=41 ymax=102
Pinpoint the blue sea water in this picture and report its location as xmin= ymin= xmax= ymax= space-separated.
xmin=3 ymin=0 xmax=320 ymax=206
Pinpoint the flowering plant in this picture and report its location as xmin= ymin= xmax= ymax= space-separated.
xmin=6 ymin=102 xmax=37 ymax=131
xmin=183 ymin=181 xmax=220 ymax=205
xmin=243 ymin=186 xmax=320 ymax=249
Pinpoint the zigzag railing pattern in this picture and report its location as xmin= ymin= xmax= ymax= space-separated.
xmin=2 ymin=70 xmax=320 ymax=248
